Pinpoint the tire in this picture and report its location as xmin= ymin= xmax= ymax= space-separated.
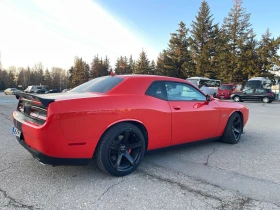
xmin=16 ymin=95 xmax=19 ymax=99
xmin=262 ymin=97 xmax=269 ymax=103
xmin=221 ymin=112 xmax=242 ymax=144
xmin=213 ymin=93 xmax=217 ymax=98
xmin=233 ymin=96 xmax=240 ymax=102
xmin=95 ymin=122 xmax=146 ymax=177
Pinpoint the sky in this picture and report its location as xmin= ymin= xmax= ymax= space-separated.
xmin=0 ymin=0 xmax=279 ymax=71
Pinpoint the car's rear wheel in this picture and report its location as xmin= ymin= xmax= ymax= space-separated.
xmin=96 ymin=123 xmax=146 ymax=177
xmin=262 ymin=97 xmax=269 ymax=103
xmin=233 ymin=96 xmax=240 ymax=102
xmin=221 ymin=112 xmax=242 ymax=144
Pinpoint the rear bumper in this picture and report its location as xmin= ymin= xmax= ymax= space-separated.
xmin=16 ymin=136 xmax=90 ymax=166
xmin=12 ymin=110 xmax=97 ymax=164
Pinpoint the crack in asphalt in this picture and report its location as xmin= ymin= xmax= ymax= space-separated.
xmin=217 ymin=197 xmax=252 ymax=210
xmin=138 ymin=169 xmax=223 ymax=202
xmin=0 ymin=112 xmax=12 ymax=121
xmin=0 ymin=187 xmax=39 ymax=209
xmin=95 ymin=177 xmax=125 ymax=207
xmin=204 ymin=147 xmax=217 ymax=166
xmin=137 ymin=168 xmax=280 ymax=209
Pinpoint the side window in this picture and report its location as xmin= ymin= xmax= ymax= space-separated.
xmin=145 ymin=81 xmax=167 ymax=100
xmin=244 ymin=89 xmax=253 ymax=94
xmin=166 ymin=82 xmax=205 ymax=101
xmin=255 ymin=88 xmax=264 ymax=94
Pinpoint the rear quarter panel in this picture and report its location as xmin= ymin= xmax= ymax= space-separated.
xmin=49 ymin=94 xmax=172 ymax=152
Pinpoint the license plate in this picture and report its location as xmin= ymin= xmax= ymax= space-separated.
xmin=220 ymin=96 xmax=224 ymax=99
xmin=12 ymin=127 xmax=21 ymax=137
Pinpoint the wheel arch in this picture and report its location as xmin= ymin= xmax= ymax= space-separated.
xmin=229 ymin=110 xmax=244 ymax=133
xmin=93 ymin=119 xmax=149 ymax=157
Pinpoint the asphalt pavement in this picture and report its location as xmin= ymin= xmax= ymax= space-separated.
xmin=0 ymin=92 xmax=280 ymax=210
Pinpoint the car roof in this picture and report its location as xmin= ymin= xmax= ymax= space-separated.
xmin=108 ymin=74 xmax=195 ymax=94
xmin=114 ymin=74 xmax=187 ymax=82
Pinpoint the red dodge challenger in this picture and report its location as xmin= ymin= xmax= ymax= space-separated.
xmin=12 ymin=75 xmax=249 ymax=176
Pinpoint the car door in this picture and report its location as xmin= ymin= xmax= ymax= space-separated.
xmin=253 ymin=88 xmax=265 ymax=100
xmin=240 ymin=89 xmax=254 ymax=100
xmin=165 ymin=81 xmax=221 ymax=145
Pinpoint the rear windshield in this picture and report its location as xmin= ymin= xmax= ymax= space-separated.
xmin=69 ymin=76 xmax=124 ymax=93
xmin=220 ymin=85 xmax=233 ymax=90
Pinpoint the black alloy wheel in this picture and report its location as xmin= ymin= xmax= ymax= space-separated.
xmin=109 ymin=130 xmax=143 ymax=171
xmin=231 ymin=115 xmax=242 ymax=141
xmin=221 ymin=112 xmax=242 ymax=144
xmin=96 ymin=123 xmax=146 ymax=176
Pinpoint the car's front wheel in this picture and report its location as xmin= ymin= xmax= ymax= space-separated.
xmin=221 ymin=112 xmax=242 ymax=144
xmin=96 ymin=122 xmax=146 ymax=176
xmin=262 ymin=97 xmax=269 ymax=103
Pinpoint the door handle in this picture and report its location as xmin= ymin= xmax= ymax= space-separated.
xmin=173 ymin=106 xmax=181 ymax=110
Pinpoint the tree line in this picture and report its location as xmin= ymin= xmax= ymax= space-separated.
xmin=1 ymin=0 xmax=280 ymax=90
xmin=68 ymin=0 xmax=280 ymax=87
xmin=0 ymin=62 xmax=69 ymax=91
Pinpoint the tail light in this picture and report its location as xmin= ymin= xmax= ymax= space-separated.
xmin=267 ymin=92 xmax=274 ymax=97
xmin=29 ymin=106 xmax=47 ymax=121
xmin=18 ymin=99 xmax=47 ymax=123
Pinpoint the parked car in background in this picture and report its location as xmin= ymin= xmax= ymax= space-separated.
xmin=231 ymin=88 xmax=275 ymax=103
xmin=35 ymin=88 xmax=49 ymax=94
xmin=45 ymin=89 xmax=61 ymax=93
xmin=12 ymin=75 xmax=249 ymax=177
xmin=4 ymin=88 xmax=21 ymax=95
xmin=24 ymin=85 xmax=48 ymax=93
xmin=186 ymin=77 xmax=221 ymax=97
xmin=217 ymin=84 xmax=236 ymax=99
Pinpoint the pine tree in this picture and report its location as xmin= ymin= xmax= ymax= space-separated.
xmin=163 ymin=21 xmax=195 ymax=78
xmin=68 ymin=66 xmax=74 ymax=87
xmin=71 ymin=57 xmax=89 ymax=87
xmin=238 ymin=31 xmax=259 ymax=82
xmin=128 ymin=55 xmax=135 ymax=74
xmin=90 ymin=55 xmax=110 ymax=78
xmin=44 ymin=68 xmax=52 ymax=89
xmin=135 ymin=49 xmax=151 ymax=74
xmin=222 ymin=0 xmax=253 ymax=82
xmin=256 ymin=29 xmax=280 ymax=79
xmin=7 ymin=70 xmax=16 ymax=87
xmin=150 ymin=60 xmax=156 ymax=74
xmin=190 ymin=1 xmax=220 ymax=78
xmin=0 ymin=69 xmax=8 ymax=90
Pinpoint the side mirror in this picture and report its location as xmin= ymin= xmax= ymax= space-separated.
xmin=206 ymin=95 xmax=214 ymax=101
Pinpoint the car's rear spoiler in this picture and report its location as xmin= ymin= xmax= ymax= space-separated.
xmin=17 ymin=92 xmax=55 ymax=107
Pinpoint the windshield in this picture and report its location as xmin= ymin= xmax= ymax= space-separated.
xmin=187 ymin=79 xmax=199 ymax=87
xmin=220 ymin=85 xmax=233 ymax=90
xmin=69 ymin=76 xmax=124 ymax=93
xmin=245 ymin=80 xmax=262 ymax=89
